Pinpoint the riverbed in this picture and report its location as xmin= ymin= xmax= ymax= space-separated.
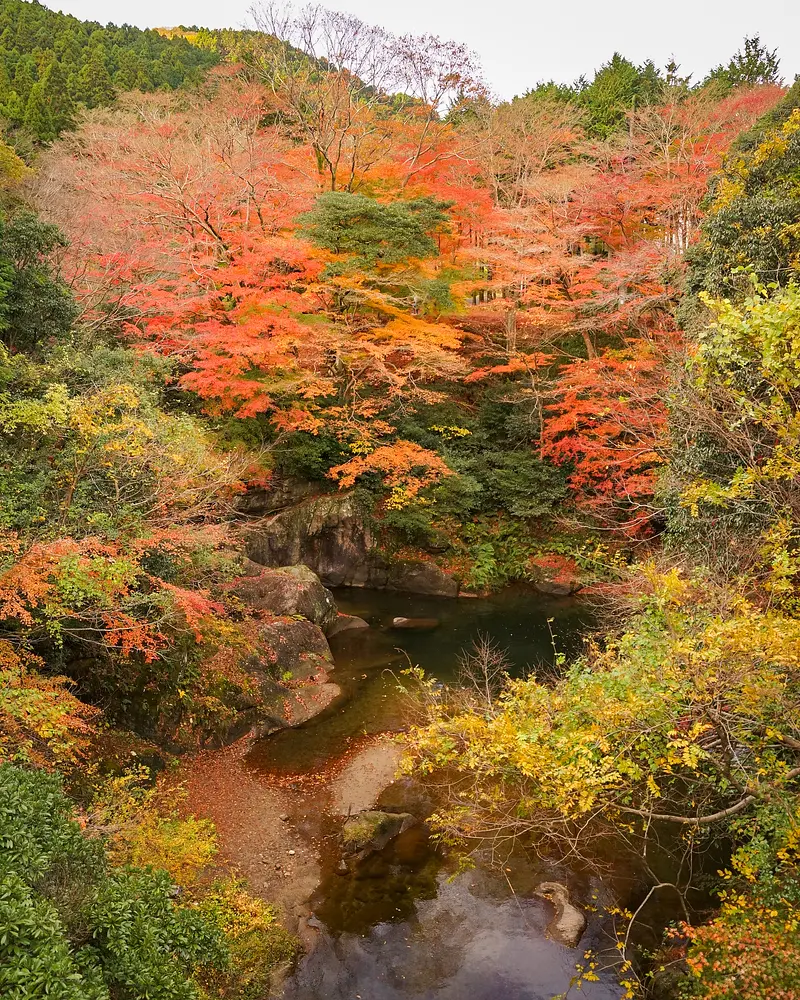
xmin=233 ymin=587 xmax=624 ymax=999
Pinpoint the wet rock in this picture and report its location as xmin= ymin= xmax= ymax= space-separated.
xmin=534 ymin=881 xmax=586 ymax=948
xmin=341 ymin=810 xmax=418 ymax=855
xmin=326 ymin=614 xmax=370 ymax=637
xmin=232 ymin=564 xmax=338 ymax=633
xmin=390 ymin=616 xmax=440 ymax=630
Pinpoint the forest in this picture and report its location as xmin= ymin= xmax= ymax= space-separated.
xmin=0 ymin=0 xmax=799 ymax=996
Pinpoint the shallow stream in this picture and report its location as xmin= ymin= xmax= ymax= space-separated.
xmin=246 ymin=588 xmax=625 ymax=999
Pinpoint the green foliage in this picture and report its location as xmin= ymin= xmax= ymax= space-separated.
xmin=0 ymin=763 xmax=225 ymax=999
xmin=300 ymin=192 xmax=450 ymax=267
xmin=578 ymin=53 xmax=663 ymax=138
xmin=0 ymin=0 xmax=218 ymax=144
xmin=685 ymin=94 xmax=800 ymax=300
xmin=668 ymin=281 xmax=800 ymax=603
xmin=704 ymin=35 xmax=782 ymax=91
xmin=0 ymin=210 xmax=76 ymax=352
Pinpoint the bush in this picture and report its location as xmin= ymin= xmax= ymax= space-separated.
xmin=0 ymin=763 xmax=225 ymax=1000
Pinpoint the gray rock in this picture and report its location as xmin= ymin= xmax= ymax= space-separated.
xmin=244 ymin=493 xmax=387 ymax=588
xmin=387 ymin=560 xmax=458 ymax=597
xmin=235 ymin=476 xmax=320 ymax=517
xmin=246 ymin=618 xmax=333 ymax=682
xmin=232 ymin=564 xmax=338 ymax=633
xmin=534 ymin=881 xmax=587 ymax=948
xmin=242 ymin=493 xmax=461 ymax=596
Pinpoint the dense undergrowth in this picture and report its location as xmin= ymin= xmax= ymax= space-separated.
xmin=0 ymin=1 xmax=798 ymax=996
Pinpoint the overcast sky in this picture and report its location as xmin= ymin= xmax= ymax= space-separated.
xmin=47 ymin=0 xmax=800 ymax=100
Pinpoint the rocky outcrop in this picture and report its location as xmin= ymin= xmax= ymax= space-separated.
xmin=341 ymin=810 xmax=418 ymax=856
xmin=244 ymin=493 xmax=385 ymax=588
xmin=243 ymin=493 xmax=461 ymax=596
xmin=232 ymin=564 xmax=338 ymax=633
xmin=534 ymin=881 xmax=587 ymax=948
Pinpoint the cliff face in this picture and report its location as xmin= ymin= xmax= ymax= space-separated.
xmin=242 ymin=492 xmax=460 ymax=597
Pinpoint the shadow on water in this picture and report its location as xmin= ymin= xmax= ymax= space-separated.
xmin=245 ymin=587 xmax=624 ymax=999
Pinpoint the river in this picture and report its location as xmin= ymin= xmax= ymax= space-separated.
xmin=243 ymin=587 xmax=625 ymax=1000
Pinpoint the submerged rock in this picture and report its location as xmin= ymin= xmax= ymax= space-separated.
xmin=534 ymin=881 xmax=587 ymax=948
xmin=341 ymin=810 xmax=418 ymax=855
xmin=390 ymin=617 xmax=440 ymax=630
xmin=232 ymin=564 xmax=338 ymax=633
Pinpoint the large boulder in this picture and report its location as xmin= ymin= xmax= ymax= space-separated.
xmin=341 ymin=810 xmax=418 ymax=855
xmin=232 ymin=564 xmax=338 ymax=633
xmin=242 ymin=618 xmax=338 ymax=731
xmin=386 ymin=560 xmax=458 ymax=597
xmin=243 ymin=493 xmax=387 ymax=588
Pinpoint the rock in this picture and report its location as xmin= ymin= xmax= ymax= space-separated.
xmin=248 ymin=618 xmax=334 ymax=680
xmin=288 ymin=849 xmax=296 ymax=856
xmin=386 ymin=560 xmax=458 ymax=597
xmin=533 ymin=580 xmax=577 ymax=597
xmin=244 ymin=493 xmax=387 ymax=588
xmin=235 ymin=476 xmax=320 ymax=517
xmin=341 ymin=810 xmax=418 ymax=855
xmin=279 ymin=813 xmax=289 ymax=822
xmin=232 ymin=564 xmax=338 ymax=633
xmin=377 ymin=777 xmax=438 ymax=820
xmin=243 ymin=492 xmax=461 ymax=595
xmin=534 ymin=881 xmax=587 ymax=948
xmin=329 ymin=739 xmax=404 ymax=816
xmin=335 ymin=859 xmax=349 ymax=876
xmin=326 ymin=614 xmax=370 ymax=637
xmin=390 ymin=616 xmax=440 ymax=630
xmin=239 ymin=618 xmax=339 ymax=732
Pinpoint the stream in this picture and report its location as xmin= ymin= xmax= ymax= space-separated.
xmin=245 ymin=587 xmax=625 ymax=999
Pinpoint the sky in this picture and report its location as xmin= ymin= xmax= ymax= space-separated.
xmin=47 ymin=0 xmax=800 ymax=100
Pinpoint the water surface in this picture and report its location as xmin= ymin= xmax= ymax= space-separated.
xmin=246 ymin=587 xmax=622 ymax=1000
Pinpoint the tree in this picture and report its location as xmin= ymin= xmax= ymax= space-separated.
xmin=706 ymin=35 xmax=782 ymax=89
xmin=249 ymin=2 xmax=482 ymax=190
xmin=0 ymin=211 xmax=76 ymax=352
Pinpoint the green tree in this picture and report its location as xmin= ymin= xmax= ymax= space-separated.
xmin=300 ymin=192 xmax=450 ymax=266
xmin=0 ymin=211 xmax=76 ymax=351
xmin=76 ymin=45 xmax=115 ymax=106
xmin=706 ymin=34 xmax=782 ymax=89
